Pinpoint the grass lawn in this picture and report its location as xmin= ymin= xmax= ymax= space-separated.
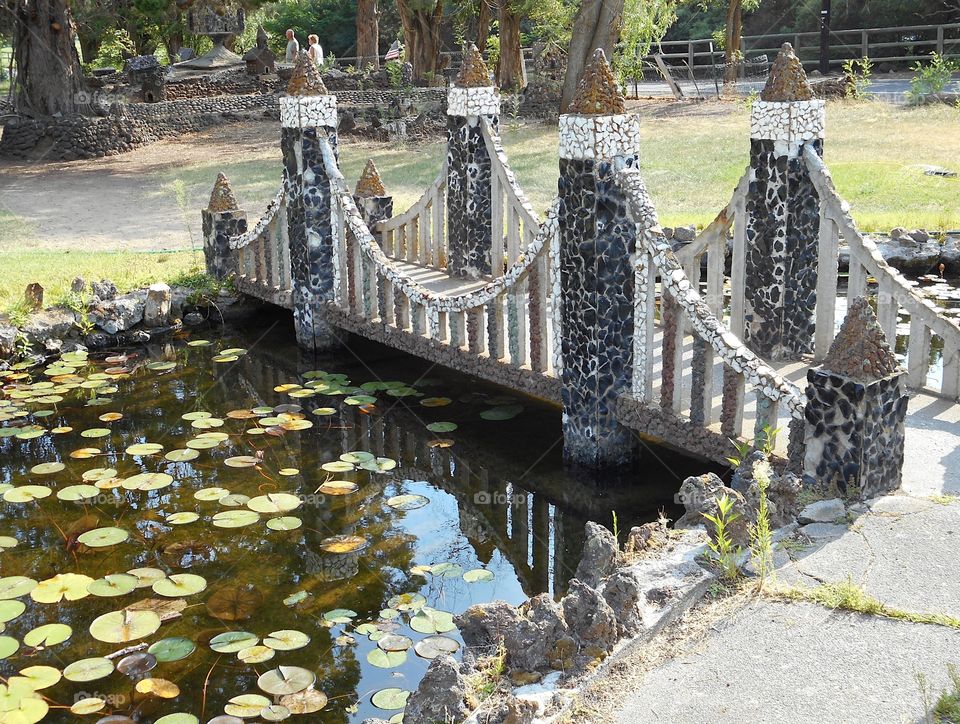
xmin=0 ymin=249 xmax=203 ymax=316
xmin=2 ymin=98 xmax=957 ymax=316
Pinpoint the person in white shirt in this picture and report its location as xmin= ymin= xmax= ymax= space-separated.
xmin=284 ymin=29 xmax=299 ymax=62
xmin=307 ymin=34 xmax=324 ymax=66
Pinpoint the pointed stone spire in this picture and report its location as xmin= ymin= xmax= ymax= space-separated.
xmin=568 ymin=48 xmax=625 ymax=115
xmin=207 ymin=172 xmax=239 ymax=213
xmin=355 ymin=159 xmax=386 ymax=198
xmin=761 ymin=42 xmax=813 ymax=102
xmin=456 ymin=43 xmax=492 ymax=88
xmin=287 ymin=50 xmax=328 ymax=96
xmin=822 ymin=297 xmax=902 ymax=381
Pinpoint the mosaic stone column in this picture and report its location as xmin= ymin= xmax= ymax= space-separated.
xmin=803 ymin=298 xmax=908 ymax=500
xmin=202 ymin=172 xmax=246 ymax=280
xmin=352 ymin=160 xmax=393 ymax=317
xmin=446 ymin=44 xmax=499 ymax=279
xmin=281 ymin=51 xmax=341 ymax=352
xmin=744 ymin=43 xmax=825 ymax=361
xmin=557 ymin=49 xmax=639 ymax=469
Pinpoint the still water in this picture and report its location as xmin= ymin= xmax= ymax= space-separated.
xmin=0 ymin=308 xmax=706 ymax=723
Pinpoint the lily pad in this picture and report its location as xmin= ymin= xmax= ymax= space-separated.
xmin=195 ymin=487 xmax=230 ymax=501
xmin=165 ymin=448 xmax=200 ymax=462
xmin=279 ymin=689 xmax=327 ymax=715
xmin=414 ymin=635 xmax=461 ymax=659
xmin=30 ymin=573 xmax=94 ymax=603
xmin=57 ymin=484 xmax=100 ymax=502
xmin=371 ymin=688 xmax=410 ymax=711
xmin=126 ymin=442 xmax=165 ymax=456
xmin=322 ymin=608 xmax=357 ymax=624
xmin=152 ymin=573 xmax=207 ymax=597
xmin=14 ymin=665 xmax=62 ymax=690
xmin=88 ymin=573 xmax=138 ymax=598
xmin=319 ymin=535 xmax=369 ymax=554
xmin=3 ymin=485 xmax=52 ymax=502
xmin=81 ymin=427 xmax=111 ymax=438
xmin=0 ymin=576 xmax=37 ymax=601
xmin=263 ymin=629 xmax=310 ymax=651
xmin=117 ymin=652 xmax=157 ymax=677
xmin=366 ymin=648 xmax=407 ymax=669
xmin=0 ymin=600 xmax=26 ymax=623
xmin=70 ymin=698 xmax=106 ymax=715
xmin=0 ymin=536 xmax=17 ymax=550
xmin=420 ymin=397 xmax=452 ymax=407
xmin=63 ymin=657 xmax=114 ymax=682
xmin=0 ymin=635 xmax=19 ymax=659
xmin=426 ymin=422 xmax=457 ymax=433
xmin=212 ymin=510 xmax=260 ymax=528
xmin=410 ymin=607 xmax=457 ymax=634
xmin=360 ymin=457 xmax=397 ymax=473
xmin=321 ymin=461 xmax=355 ymax=473
xmin=266 ymin=516 xmax=302 ymax=531
xmin=377 ymin=633 xmax=412 ymax=652
xmin=156 ymin=715 xmax=200 ymax=724
xmin=225 ymin=693 xmax=271 ymax=717
xmin=210 ymin=631 xmax=259 ymax=653
xmin=318 ymin=480 xmax=359 ymax=496
xmin=76 ymin=526 xmax=128 ymax=548
xmin=89 ymin=609 xmax=161 ymax=643
xmin=122 ymin=472 xmax=174 ymax=491
xmin=148 ymin=636 xmax=196 ymax=662
xmin=166 ymin=512 xmax=200 ymax=525
xmin=247 ymin=493 xmax=301 ymax=514
xmin=29 ymin=462 xmax=65 ymax=475
xmin=224 ymin=455 xmax=260 ymax=468
xmin=464 ymin=568 xmax=496 ymax=583
xmin=23 ymin=623 xmax=72 ymax=647
xmin=135 ymin=678 xmax=180 ymax=698
xmin=206 ymin=584 xmax=263 ymax=621
xmin=386 ymin=494 xmax=430 ymax=511
xmin=127 ymin=567 xmax=166 ymax=588
xmin=238 ymin=644 xmax=275 ymax=664
xmin=257 ymin=666 xmax=316 ymax=696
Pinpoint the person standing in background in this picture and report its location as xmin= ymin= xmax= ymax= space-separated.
xmin=307 ymin=34 xmax=324 ymax=66
xmin=284 ymin=29 xmax=300 ymax=62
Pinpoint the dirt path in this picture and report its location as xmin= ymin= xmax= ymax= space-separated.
xmin=0 ymin=122 xmax=282 ymax=252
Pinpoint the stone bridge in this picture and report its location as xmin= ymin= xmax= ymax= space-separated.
xmin=203 ymin=45 xmax=960 ymax=498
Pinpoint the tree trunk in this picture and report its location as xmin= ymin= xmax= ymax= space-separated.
xmin=497 ymin=4 xmax=523 ymax=90
xmin=476 ymin=0 xmax=491 ymax=55
xmin=560 ymin=0 xmax=625 ymax=112
xmin=13 ymin=0 xmax=86 ymax=116
xmin=723 ymin=0 xmax=743 ymax=87
xmin=396 ymin=0 xmax=444 ymax=83
xmin=357 ymin=0 xmax=380 ymax=70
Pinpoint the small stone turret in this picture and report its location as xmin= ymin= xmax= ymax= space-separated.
xmin=207 ymin=172 xmax=239 ymax=213
xmin=761 ymin=43 xmax=813 ymax=102
xmin=803 ymin=297 xmax=908 ymax=499
xmin=567 ymin=48 xmax=625 ymax=115
xmin=455 ymin=43 xmax=491 ymax=88
xmin=355 ymin=159 xmax=386 ymax=198
xmin=287 ymin=50 xmax=328 ymax=96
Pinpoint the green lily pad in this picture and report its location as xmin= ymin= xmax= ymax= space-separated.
xmin=210 ymin=631 xmax=258 ymax=653
xmin=166 ymin=512 xmax=200 ymax=525
xmin=366 ymin=648 xmax=407 ymax=668
xmin=152 ymin=574 xmax=207 ymax=597
xmin=263 ymin=629 xmax=310 ymax=651
xmin=76 ymin=526 xmax=128 ymax=548
xmin=0 ymin=535 xmax=17 ymax=550
xmin=165 ymin=448 xmax=200 ymax=462
xmin=148 ymin=636 xmax=196 ymax=662
xmin=360 ymin=457 xmax=397 ymax=473
xmin=3 ymin=485 xmax=52 ymax=502
xmin=195 ymin=487 xmax=230 ymax=501
xmin=414 ymin=635 xmax=461 ymax=659
xmin=377 ymin=634 xmax=413 ymax=652
xmin=386 ymin=494 xmax=430 ymax=511
xmin=266 ymin=516 xmax=302 ymax=531
xmin=225 ymin=693 xmax=272 ymax=717
xmin=88 ymin=574 xmax=139 ymax=597
xmin=0 ymin=577 xmax=38 ymax=600
xmin=56 ymin=484 xmax=100 ymax=502
xmin=0 ymin=635 xmax=19 ymax=659
xmin=80 ymin=427 xmax=111 ymax=438
xmin=322 ymin=608 xmax=357 ymax=624
xmin=155 ymin=715 xmax=200 ymax=724
xmin=127 ymin=567 xmax=166 ymax=588
xmin=321 ymin=461 xmax=355 ymax=473
xmin=247 ymin=493 xmax=301 ymax=514
xmin=23 ymin=622 xmax=72 ymax=647
xmin=122 ymin=472 xmax=174 ymax=491
xmin=63 ymin=657 xmax=114 ymax=682
xmin=238 ymin=644 xmax=275 ymax=664
xmin=89 ymin=609 xmax=161 ymax=643
xmin=257 ymin=666 xmax=316 ymax=696
xmin=146 ymin=361 xmax=176 ymax=371
xmin=126 ymin=442 xmax=165 ymax=456
xmin=426 ymin=422 xmax=457 ymax=433
xmin=186 ymin=436 xmax=222 ymax=450
xmin=14 ymin=665 xmax=62 ymax=690
xmin=339 ymin=451 xmax=375 ymax=464
xmin=0 ymin=600 xmax=26 ymax=623
xmin=29 ymin=462 xmax=65 ymax=475
xmin=371 ymin=688 xmax=410 ymax=710
xmin=212 ymin=510 xmax=260 ymax=528
xmin=410 ymin=607 xmax=457 ymax=634
xmin=463 ymin=568 xmax=496 ymax=583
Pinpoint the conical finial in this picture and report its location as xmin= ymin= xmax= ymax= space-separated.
xmin=822 ymin=297 xmax=902 ymax=381
xmin=568 ymin=48 xmax=625 ymax=115
xmin=355 ymin=159 xmax=386 ymax=198
xmin=456 ymin=43 xmax=492 ymax=88
xmin=208 ymin=172 xmax=239 ymax=213
xmin=287 ymin=50 xmax=328 ymax=96
xmin=760 ymin=43 xmax=813 ymax=102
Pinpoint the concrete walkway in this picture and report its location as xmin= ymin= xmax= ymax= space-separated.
xmin=604 ymin=496 xmax=960 ymax=723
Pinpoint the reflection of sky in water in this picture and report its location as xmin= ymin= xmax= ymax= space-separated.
xmin=0 ymin=313 xmax=704 ymax=723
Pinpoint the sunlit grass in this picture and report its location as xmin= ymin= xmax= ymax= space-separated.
xmin=0 ymin=250 xmax=203 ymax=314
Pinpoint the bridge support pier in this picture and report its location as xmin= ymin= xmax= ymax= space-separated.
xmin=281 ymin=53 xmax=342 ymax=352
xmin=743 ymin=43 xmax=825 ymax=361
xmin=557 ymin=50 xmax=639 ymax=469
xmin=446 ymin=45 xmax=499 ymax=279
xmin=803 ymin=298 xmax=908 ymax=499
xmin=202 ymin=173 xmax=246 ymax=281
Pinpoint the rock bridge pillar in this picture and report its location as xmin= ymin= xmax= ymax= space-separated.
xmin=281 ymin=51 xmax=341 ymax=352
xmin=202 ymin=172 xmax=246 ymax=280
xmin=557 ymin=49 xmax=639 ymax=469
xmin=744 ymin=43 xmax=825 ymax=360
xmin=446 ymin=44 xmax=499 ymax=279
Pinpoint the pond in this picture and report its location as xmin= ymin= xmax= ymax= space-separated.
xmin=0 ymin=308 xmax=706 ymax=724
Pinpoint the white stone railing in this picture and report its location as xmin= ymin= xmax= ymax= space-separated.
xmin=373 ymin=163 xmax=448 ymax=272
xmin=322 ymin=136 xmax=559 ymax=376
xmin=804 ymin=145 xmax=960 ymax=399
xmin=229 ymin=187 xmax=292 ymax=307
xmin=619 ymin=167 xmax=804 ymax=447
